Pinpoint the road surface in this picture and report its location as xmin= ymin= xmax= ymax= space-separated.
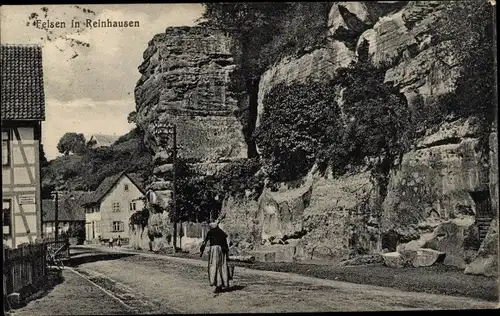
xmin=12 ymin=247 xmax=498 ymax=314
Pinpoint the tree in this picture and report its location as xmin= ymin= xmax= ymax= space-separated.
xmin=255 ymin=79 xmax=343 ymax=182
xmin=57 ymin=132 xmax=87 ymax=155
xmin=40 ymin=144 xmax=49 ymax=167
xmin=127 ymin=111 xmax=137 ymax=124
xmin=431 ymin=0 xmax=495 ymax=123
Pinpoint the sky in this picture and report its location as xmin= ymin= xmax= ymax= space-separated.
xmin=1 ymin=4 xmax=204 ymax=160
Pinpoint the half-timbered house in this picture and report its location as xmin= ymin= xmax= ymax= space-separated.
xmin=1 ymin=44 xmax=46 ymax=248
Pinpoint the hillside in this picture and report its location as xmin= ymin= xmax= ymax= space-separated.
xmin=41 ymin=127 xmax=154 ymax=197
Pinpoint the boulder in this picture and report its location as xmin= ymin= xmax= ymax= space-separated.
xmin=465 ymin=218 xmax=498 ymax=277
xmin=382 ymin=252 xmax=405 ymax=268
xmin=423 ymin=220 xmax=476 ymax=269
xmin=412 ymin=248 xmax=445 ymax=267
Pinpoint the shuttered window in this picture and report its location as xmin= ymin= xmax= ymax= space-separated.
xmin=112 ymin=221 xmax=124 ymax=232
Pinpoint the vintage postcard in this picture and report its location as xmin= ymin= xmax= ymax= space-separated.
xmin=1 ymin=2 xmax=498 ymax=314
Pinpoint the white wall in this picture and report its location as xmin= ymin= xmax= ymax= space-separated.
xmin=99 ymin=175 xmax=145 ymax=240
xmin=2 ymin=126 xmax=41 ymax=248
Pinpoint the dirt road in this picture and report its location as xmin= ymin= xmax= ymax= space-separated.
xmin=55 ymin=247 xmax=497 ymax=313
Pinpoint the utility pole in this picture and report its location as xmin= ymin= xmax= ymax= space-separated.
xmin=53 ymin=191 xmax=59 ymax=242
xmin=172 ymin=124 xmax=178 ymax=253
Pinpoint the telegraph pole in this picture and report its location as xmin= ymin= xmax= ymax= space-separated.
xmin=172 ymin=124 xmax=178 ymax=253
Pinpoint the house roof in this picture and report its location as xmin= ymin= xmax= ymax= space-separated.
xmin=1 ymin=44 xmax=46 ymax=121
xmin=89 ymin=134 xmax=120 ymax=147
xmin=83 ymin=172 xmax=146 ymax=206
xmin=42 ymin=191 xmax=92 ymax=222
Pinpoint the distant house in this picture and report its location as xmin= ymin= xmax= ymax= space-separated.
xmin=82 ymin=172 xmax=146 ymax=243
xmin=87 ymin=134 xmax=120 ymax=149
xmin=42 ymin=191 xmax=92 ymax=237
xmin=2 ymin=44 xmax=46 ymax=248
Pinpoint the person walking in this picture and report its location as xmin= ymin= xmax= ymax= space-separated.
xmin=117 ymin=235 xmax=121 ymax=247
xmin=200 ymin=222 xmax=231 ymax=293
xmin=109 ymin=236 xmax=114 ymax=248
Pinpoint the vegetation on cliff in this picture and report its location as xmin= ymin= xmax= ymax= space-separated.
xmin=417 ymin=0 xmax=495 ymax=130
xmin=200 ymin=3 xmax=333 ymax=156
xmin=256 ymin=61 xmax=410 ymax=183
xmin=160 ymin=158 xmax=264 ymax=223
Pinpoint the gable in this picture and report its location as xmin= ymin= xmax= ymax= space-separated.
xmin=83 ymin=172 xmax=146 ymax=206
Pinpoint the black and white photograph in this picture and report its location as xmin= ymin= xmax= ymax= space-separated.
xmin=1 ymin=1 xmax=498 ymax=314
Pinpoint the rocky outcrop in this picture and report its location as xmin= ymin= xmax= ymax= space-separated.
xmin=220 ymin=168 xmax=382 ymax=263
xmin=134 ymin=27 xmax=250 ymax=248
xmin=135 ymin=26 xmax=248 ymax=162
xmin=381 ymin=117 xmax=489 ymax=257
xmin=465 ymin=218 xmax=498 ymax=277
xmin=134 ymin=2 xmax=495 ymax=266
xmin=357 ymin=1 xmax=458 ymax=108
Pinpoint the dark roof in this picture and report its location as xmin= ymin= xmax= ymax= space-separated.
xmin=1 ymin=44 xmax=46 ymax=121
xmin=83 ymin=172 xmax=146 ymax=206
xmin=42 ymin=191 xmax=92 ymax=222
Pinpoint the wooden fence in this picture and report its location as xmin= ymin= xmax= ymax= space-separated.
xmin=178 ymin=222 xmax=210 ymax=239
xmin=3 ymin=243 xmax=47 ymax=295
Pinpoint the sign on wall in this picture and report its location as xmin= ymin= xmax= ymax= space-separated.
xmin=19 ymin=195 xmax=36 ymax=205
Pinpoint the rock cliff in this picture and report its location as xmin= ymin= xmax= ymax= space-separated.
xmin=134 ymin=2 xmax=497 ymax=270
xmin=135 ymin=26 xmax=248 ymax=163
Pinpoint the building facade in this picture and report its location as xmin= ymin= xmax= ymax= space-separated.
xmin=2 ymin=44 xmax=46 ymax=248
xmin=83 ymin=172 xmax=145 ymax=243
xmin=42 ymin=191 xmax=90 ymax=238
xmin=87 ymin=134 xmax=120 ymax=149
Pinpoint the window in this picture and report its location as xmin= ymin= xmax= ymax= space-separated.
xmin=112 ymin=221 xmax=124 ymax=232
xmin=3 ymin=199 xmax=12 ymax=237
xmin=129 ymin=202 xmax=136 ymax=211
xmin=112 ymin=202 xmax=121 ymax=212
xmin=95 ymin=221 xmax=101 ymax=233
xmin=124 ymin=184 xmax=129 ymax=191
xmin=2 ymin=129 xmax=11 ymax=167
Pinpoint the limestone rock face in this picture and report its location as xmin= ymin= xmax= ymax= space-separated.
xmin=381 ymin=117 xmax=489 ymax=249
xmin=356 ymin=1 xmax=457 ymax=107
xmin=328 ymin=1 xmax=406 ymax=41
xmin=220 ymin=169 xmax=382 ymax=263
xmin=465 ymin=218 xmax=498 ymax=277
xmin=422 ymin=220 xmax=477 ymax=269
xmin=135 ymin=26 xmax=248 ymax=162
xmin=256 ymin=40 xmax=356 ymax=129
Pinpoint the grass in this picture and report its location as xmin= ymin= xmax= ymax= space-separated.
xmin=5 ymin=268 xmax=64 ymax=312
xmin=126 ymin=247 xmax=498 ymax=302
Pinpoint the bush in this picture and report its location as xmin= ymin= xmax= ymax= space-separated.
xmin=255 ymin=79 xmax=342 ymax=182
xmin=255 ymin=61 xmax=410 ymax=182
